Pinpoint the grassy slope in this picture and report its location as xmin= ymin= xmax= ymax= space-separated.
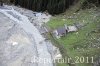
xmin=46 ymin=7 xmax=100 ymax=66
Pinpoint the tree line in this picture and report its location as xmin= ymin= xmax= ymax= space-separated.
xmin=1 ymin=0 xmax=100 ymax=14
xmin=9 ymin=0 xmax=75 ymax=14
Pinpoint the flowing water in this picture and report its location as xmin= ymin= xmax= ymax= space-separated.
xmin=0 ymin=6 xmax=53 ymax=66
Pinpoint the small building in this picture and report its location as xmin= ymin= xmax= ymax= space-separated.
xmin=74 ymin=23 xmax=85 ymax=29
xmin=53 ymin=24 xmax=78 ymax=39
xmin=68 ymin=26 xmax=78 ymax=32
xmin=53 ymin=27 xmax=68 ymax=39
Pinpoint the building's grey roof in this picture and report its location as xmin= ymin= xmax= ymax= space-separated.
xmin=57 ymin=27 xmax=67 ymax=35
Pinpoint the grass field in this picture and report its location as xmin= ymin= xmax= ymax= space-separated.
xmin=46 ymin=8 xmax=100 ymax=66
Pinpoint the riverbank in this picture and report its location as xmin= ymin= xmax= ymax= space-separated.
xmin=0 ymin=5 xmax=62 ymax=66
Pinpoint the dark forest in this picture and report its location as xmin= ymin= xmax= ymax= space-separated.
xmin=10 ymin=0 xmax=75 ymax=14
xmin=4 ymin=0 xmax=100 ymax=14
